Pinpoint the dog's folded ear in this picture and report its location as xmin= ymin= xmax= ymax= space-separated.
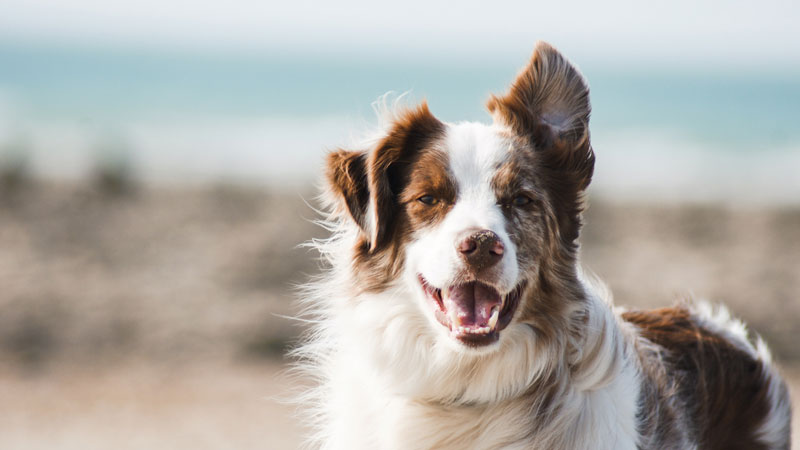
xmin=326 ymin=102 xmax=444 ymax=251
xmin=487 ymin=41 xmax=594 ymax=191
xmin=325 ymin=149 xmax=371 ymax=233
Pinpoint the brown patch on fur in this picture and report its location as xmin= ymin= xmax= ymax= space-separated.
xmin=490 ymin=135 xmax=543 ymax=207
xmin=398 ymin=149 xmax=456 ymax=229
xmin=490 ymin=139 xmax=571 ymax=331
xmin=366 ymin=102 xmax=445 ymax=251
xmin=490 ymin=136 xmax=552 ymax=252
xmin=325 ymin=102 xmax=446 ymax=292
xmin=623 ymin=307 xmax=777 ymax=450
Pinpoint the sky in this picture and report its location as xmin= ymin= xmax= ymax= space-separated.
xmin=1 ymin=0 xmax=799 ymax=69
xmin=1 ymin=0 xmax=799 ymax=201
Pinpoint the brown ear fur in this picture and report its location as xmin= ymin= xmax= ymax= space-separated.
xmin=487 ymin=41 xmax=591 ymax=147
xmin=325 ymin=149 xmax=370 ymax=232
xmin=487 ymin=41 xmax=594 ymax=193
xmin=325 ymin=102 xmax=444 ymax=251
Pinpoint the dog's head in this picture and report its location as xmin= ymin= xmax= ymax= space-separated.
xmin=325 ymin=42 xmax=593 ymax=353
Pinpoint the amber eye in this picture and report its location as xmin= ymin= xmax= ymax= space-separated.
xmin=418 ymin=195 xmax=438 ymax=205
xmin=512 ymin=194 xmax=532 ymax=207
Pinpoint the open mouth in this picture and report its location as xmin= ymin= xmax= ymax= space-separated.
xmin=418 ymin=275 xmax=526 ymax=347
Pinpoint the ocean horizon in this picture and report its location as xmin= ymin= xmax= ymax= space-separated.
xmin=1 ymin=41 xmax=799 ymax=204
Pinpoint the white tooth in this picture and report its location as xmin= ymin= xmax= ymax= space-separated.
xmin=449 ymin=308 xmax=460 ymax=328
xmin=488 ymin=308 xmax=499 ymax=330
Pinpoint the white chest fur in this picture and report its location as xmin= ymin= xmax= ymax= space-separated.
xmin=320 ymin=308 xmax=642 ymax=450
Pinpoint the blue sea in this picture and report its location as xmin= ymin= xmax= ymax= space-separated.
xmin=1 ymin=42 xmax=799 ymax=203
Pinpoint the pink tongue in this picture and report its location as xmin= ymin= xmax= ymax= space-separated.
xmin=443 ymin=282 xmax=502 ymax=328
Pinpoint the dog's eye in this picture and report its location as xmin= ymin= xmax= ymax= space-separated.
xmin=418 ymin=195 xmax=438 ymax=205
xmin=512 ymin=195 xmax=532 ymax=207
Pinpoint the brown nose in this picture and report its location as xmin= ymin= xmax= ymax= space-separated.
xmin=457 ymin=229 xmax=504 ymax=270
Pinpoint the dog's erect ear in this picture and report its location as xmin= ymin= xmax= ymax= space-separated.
xmin=326 ymin=149 xmax=370 ymax=232
xmin=326 ymin=102 xmax=444 ymax=251
xmin=488 ymin=41 xmax=591 ymax=149
xmin=487 ymin=41 xmax=594 ymax=190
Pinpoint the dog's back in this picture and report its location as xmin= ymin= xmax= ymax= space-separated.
xmin=624 ymin=306 xmax=791 ymax=450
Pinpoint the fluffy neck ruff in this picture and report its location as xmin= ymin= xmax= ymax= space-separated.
xmin=295 ymin=227 xmax=639 ymax=448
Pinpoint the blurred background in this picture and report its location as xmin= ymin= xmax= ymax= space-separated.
xmin=0 ymin=0 xmax=798 ymax=448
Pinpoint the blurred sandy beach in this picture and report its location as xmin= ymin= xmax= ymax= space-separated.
xmin=0 ymin=181 xmax=798 ymax=448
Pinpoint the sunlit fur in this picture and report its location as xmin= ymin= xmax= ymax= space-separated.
xmin=295 ymin=212 xmax=641 ymax=449
xmin=294 ymin=42 xmax=791 ymax=450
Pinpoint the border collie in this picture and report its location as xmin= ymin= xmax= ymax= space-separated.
xmin=297 ymin=41 xmax=792 ymax=449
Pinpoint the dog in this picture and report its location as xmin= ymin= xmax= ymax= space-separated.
xmin=296 ymin=41 xmax=792 ymax=449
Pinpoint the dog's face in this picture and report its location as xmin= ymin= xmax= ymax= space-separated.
xmin=326 ymin=42 xmax=593 ymax=353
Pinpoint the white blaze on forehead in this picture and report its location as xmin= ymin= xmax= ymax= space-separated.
xmin=445 ymin=122 xmax=512 ymax=194
xmin=442 ymin=122 xmax=514 ymax=233
xmin=404 ymin=121 xmax=519 ymax=293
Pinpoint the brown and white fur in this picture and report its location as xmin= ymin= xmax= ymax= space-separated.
xmin=296 ymin=42 xmax=792 ymax=449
